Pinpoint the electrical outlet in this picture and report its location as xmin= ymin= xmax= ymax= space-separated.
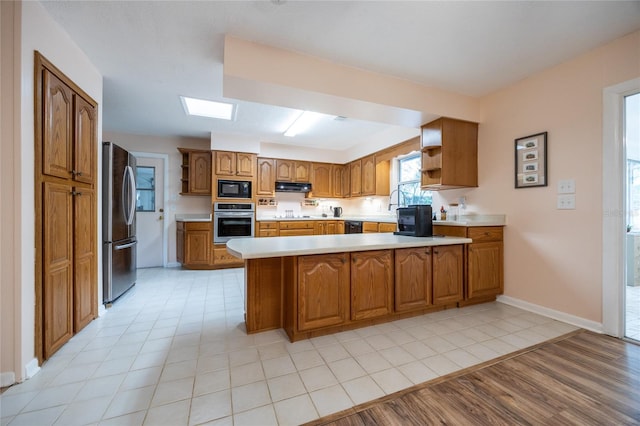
xmin=557 ymin=194 xmax=576 ymax=209
xmin=557 ymin=179 xmax=576 ymax=194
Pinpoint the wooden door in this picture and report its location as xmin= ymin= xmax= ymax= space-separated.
xmin=236 ymin=153 xmax=256 ymax=177
xmin=73 ymin=187 xmax=97 ymax=331
xmin=350 ymin=160 xmax=362 ymax=196
xmin=312 ymin=163 xmax=332 ymax=197
xmin=361 ymin=155 xmax=376 ymax=195
xmin=43 ymin=69 xmax=73 ymax=180
xmin=189 ymin=151 xmax=212 ymax=194
xmin=432 ymin=245 xmax=463 ymax=305
xmin=73 ymin=95 xmax=96 ymax=184
xmin=43 ymin=182 xmax=74 ymax=358
xmin=276 ymin=160 xmax=294 ymax=181
xmin=468 ymin=242 xmax=503 ymax=299
xmin=395 ymin=247 xmax=432 ymax=312
xmin=298 ymin=254 xmax=350 ymax=331
xmin=294 ymin=161 xmax=311 ymax=182
xmin=351 ymin=250 xmax=393 ymax=320
xmin=215 ymin=151 xmax=236 ymax=175
xmin=256 ymin=158 xmax=275 ymax=196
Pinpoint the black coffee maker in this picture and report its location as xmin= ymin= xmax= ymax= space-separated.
xmin=394 ymin=205 xmax=433 ymax=237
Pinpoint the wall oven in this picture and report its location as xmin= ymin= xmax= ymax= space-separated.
xmin=213 ymin=202 xmax=255 ymax=243
xmin=217 ymin=179 xmax=251 ymax=199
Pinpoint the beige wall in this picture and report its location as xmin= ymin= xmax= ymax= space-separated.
xmin=468 ymin=31 xmax=639 ymax=323
xmin=103 ymin=132 xmax=211 ymax=265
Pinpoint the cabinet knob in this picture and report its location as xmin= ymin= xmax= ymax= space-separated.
xmin=71 ymin=170 xmax=83 ymax=177
xmin=433 ymin=249 xmax=439 ymax=254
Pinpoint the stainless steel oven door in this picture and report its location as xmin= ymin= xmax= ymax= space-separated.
xmin=213 ymin=212 xmax=255 ymax=243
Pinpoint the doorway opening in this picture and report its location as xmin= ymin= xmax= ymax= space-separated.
xmin=625 ymin=92 xmax=640 ymax=341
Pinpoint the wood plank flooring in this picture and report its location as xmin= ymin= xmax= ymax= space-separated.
xmin=307 ymin=331 xmax=640 ymax=425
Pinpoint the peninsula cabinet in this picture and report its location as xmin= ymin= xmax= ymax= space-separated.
xmin=36 ymin=53 xmax=98 ymax=361
xmin=214 ymin=150 xmax=256 ymax=177
xmin=256 ymin=157 xmax=276 ymax=196
xmin=179 ymin=148 xmax=212 ymax=195
xmin=297 ymin=254 xmax=350 ymax=331
xmin=311 ymin=162 xmax=332 ymax=197
xmin=432 ymin=244 xmax=464 ymax=305
xmin=395 ymin=247 xmax=432 ymax=312
xmin=351 ymin=250 xmax=394 ymax=320
xmin=276 ymin=159 xmax=311 ymax=182
xmin=421 ymin=117 xmax=478 ymax=190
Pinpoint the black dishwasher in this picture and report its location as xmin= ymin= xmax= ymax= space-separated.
xmin=344 ymin=220 xmax=363 ymax=234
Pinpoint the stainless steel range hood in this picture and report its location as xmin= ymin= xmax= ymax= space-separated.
xmin=275 ymin=181 xmax=312 ymax=193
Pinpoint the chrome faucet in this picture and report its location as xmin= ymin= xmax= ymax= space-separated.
xmin=388 ymin=189 xmax=400 ymax=211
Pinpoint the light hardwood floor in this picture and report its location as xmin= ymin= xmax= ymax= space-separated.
xmin=308 ymin=330 xmax=640 ymax=425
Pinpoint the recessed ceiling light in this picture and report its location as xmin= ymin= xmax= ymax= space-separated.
xmin=284 ymin=111 xmax=330 ymax=137
xmin=180 ymin=96 xmax=235 ymax=120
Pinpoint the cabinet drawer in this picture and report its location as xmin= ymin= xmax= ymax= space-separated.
xmin=363 ymin=222 xmax=379 ymax=233
xmin=378 ymin=222 xmax=397 ymax=233
xmin=433 ymin=225 xmax=466 ymax=238
xmin=259 ymin=221 xmax=278 ymax=230
xmin=185 ymin=221 xmax=211 ymax=231
xmin=279 ymin=229 xmax=315 ymax=237
xmin=259 ymin=230 xmax=278 ymax=237
xmin=279 ymin=221 xmax=314 ymax=230
xmin=468 ymin=227 xmax=503 ymax=242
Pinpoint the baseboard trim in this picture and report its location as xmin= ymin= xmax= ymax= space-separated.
xmin=24 ymin=358 xmax=40 ymax=380
xmin=166 ymin=262 xmax=181 ymax=268
xmin=497 ymin=295 xmax=604 ymax=333
xmin=0 ymin=371 xmax=16 ymax=387
xmin=98 ymin=304 xmax=108 ymax=317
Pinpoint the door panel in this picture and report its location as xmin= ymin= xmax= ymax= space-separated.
xmin=74 ymin=95 xmax=96 ymax=184
xmin=74 ymin=188 xmax=97 ymax=331
xmin=43 ymin=69 xmax=73 ymax=180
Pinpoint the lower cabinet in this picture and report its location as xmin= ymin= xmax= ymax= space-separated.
xmin=395 ymin=247 xmax=432 ymax=312
xmin=314 ymin=220 xmax=341 ymax=235
xmin=351 ymin=250 xmax=394 ymax=320
xmin=279 ymin=220 xmax=315 ymax=236
xmin=297 ymin=253 xmax=350 ymax=330
xmin=432 ymin=245 xmax=464 ymax=305
xmin=213 ymin=244 xmax=243 ymax=267
xmin=177 ymin=221 xmax=242 ymax=269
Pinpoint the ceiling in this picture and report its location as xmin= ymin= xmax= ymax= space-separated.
xmin=40 ymin=1 xmax=640 ymax=151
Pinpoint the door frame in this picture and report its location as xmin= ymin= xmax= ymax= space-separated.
xmin=602 ymin=77 xmax=640 ymax=337
xmin=132 ymin=151 xmax=169 ymax=267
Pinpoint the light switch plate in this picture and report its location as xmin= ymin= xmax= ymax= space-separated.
xmin=557 ymin=194 xmax=576 ymax=209
xmin=557 ymin=179 xmax=576 ymax=194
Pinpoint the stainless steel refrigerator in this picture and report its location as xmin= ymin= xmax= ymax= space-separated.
xmin=102 ymin=142 xmax=137 ymax=304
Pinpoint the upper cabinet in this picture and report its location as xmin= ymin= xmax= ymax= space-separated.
xmin=179 ymin=148 xmax=212 ymax=195
xmin=275 ymin=159 xmax=311 ymax=182
xmin=350 ymin=155 xmax=390 ymax=197
xmin=310 ymin=163 xmax=332 ymax=198
xmin=215 ymin=151 xmax=256 ymax=177
xmin=421 ymin=117 xmax=478 ymax=190
xmin=256 ymin=157 xmax=276 ymax=196
xmin=331 ymin=164 xmax=350 ymax=198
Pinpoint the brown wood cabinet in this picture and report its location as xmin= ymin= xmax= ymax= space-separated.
xmin=378 ymin=222 xmax=397 ymax=233
xmin=276 ymin=159 xmax=311 ymax=182
xmin=256 ymin=158 xmax=276 ymax=196
xmin=349 ymin=155 xmax=390 ymax=197
xmin=213 ymin=244 xmax=243 ymax=267
xmin=331 ymin=164 xmax=350 ymax=198
xmin=215 ymin=151 xmax=255 ymax=177
xmin=361 ymin=155 xmax=377 ymax=195
xmin=297 ymin=254 xmax=350 ymax=331
xmin=311 ymin=163 xmax=332 ymax=197
xmin=258 ymin=221 xmax=278 ymax=237
xmin=350 ymin=160 xmax=362 ymax=196
xmin=314 ymin=220 xmax=341 ymax=235
xmin=434 ymin=225 xmax=504 ymax=305
xmin=421 ymin=117 xmax=478 ymax=190
xmin=279 ymin=220 xmax=315 ymax=236
xmin=36 ymin=54 xmax=98 ymax=361
xmin=351 ymin=250 xmax=394 ymax=320
xmin=363 ymin=222 xmax=379 ymax=233
xmin=395 ymin=247 xmax=432 ymax=312
xmin=179 ymin=148 xmax=212 ymax=195
xmin=177 ymin=221 xmax=243 ymax=269
xmin=432 ymin=244 xmax=464 ymax=305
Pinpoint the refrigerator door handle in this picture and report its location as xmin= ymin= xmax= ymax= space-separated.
xmin=115 ymin=241 xmax=137 ymax=250
xmin=123 ymin=165 xmax=136 ymax=226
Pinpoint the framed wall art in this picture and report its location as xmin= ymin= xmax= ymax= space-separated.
xmin=515 ymin=131 xmax=547 ymax=188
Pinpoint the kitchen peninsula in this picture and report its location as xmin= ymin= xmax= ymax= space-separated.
xmin=227 ymin=233 xmax=472 ymax=341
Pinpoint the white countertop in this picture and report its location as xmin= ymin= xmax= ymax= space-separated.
xmin=256 ymin=214 xmax=506 ymax=227
xmin=226 ymin=233 xmax=472 ymax=260
xmin=175 ymin=214 xmax=211 ymax=222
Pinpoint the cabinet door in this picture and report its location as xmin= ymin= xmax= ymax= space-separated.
xmin=363 ymin=222 xmax=379 ymax=233
xmin=432 ymin=245 xmax=463 ymax=305
xmin=236 ymin=153 xmax=256 ymax=177
xmin=378 ymin=222 xmax=397 ymax=233
xmin=73 ymin=95 xmax=97 ymax=184
xmin=326 ymin=221 xmax=338 ymax=235
xmin=73 ymin=187 xmax=97 ymax=332
xmin=298 ymin=254 xmax=350 ymax=331
xmin=361 ymin=155 xmax=376 ymax=195
xmin=395 ymin=247 xmax=432 ymax=312
xmin=314 ymin=221 xmax=326 ymax=235
xmin=468 ymin=242 xmax=503 ymax=299
xmin=215 ymin=151 xmax=236 ymax=175
xmin=342 ymin=164 xmax=351 ymax=197
xmin=176 ymin=223 xmax=185 ymax=263
xmin=312 ymin=163 xmax=332 ymax=197
xmin=257 ymin=158 xmax=275 ymax=196
xmin=184 ymin=229 xmax=211 ymax=265
xmin=43 ymin=182 xmax=74 ymax=358
xmin=43 ymin=69 xmax=73 ymax=180
xmin=294 ymin=161 xmax=311 ymax=182
xmin=276 ymin=160 xmax=294 ymax=181
xmin=350 ymin=160 xmax=362 ymax=196
xmin=331 ymin=165 xmax=344 ymax=198
xmin=351 ymin=250 xmax=393 ymax=320
xmin=189 ymin=151 xmax=212 ymax=194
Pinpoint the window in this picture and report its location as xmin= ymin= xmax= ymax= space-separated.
xmin=136 ymin=166 xmax=155 ymax=212
xmin=397 ymin=154 xmax=432 ymax=207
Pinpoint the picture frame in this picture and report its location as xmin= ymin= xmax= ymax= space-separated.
xmin=515 ymin=132 xmax=547 ymax=188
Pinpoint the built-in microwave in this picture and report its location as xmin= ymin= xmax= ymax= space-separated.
xmin=217 ymin=179 xmax=251 ymax=199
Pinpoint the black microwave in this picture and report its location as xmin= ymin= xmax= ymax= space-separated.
xmin=217 ymin=179 xmax=251 ymax=199
xmin=395 ymin=204 xmax=433 ymax=237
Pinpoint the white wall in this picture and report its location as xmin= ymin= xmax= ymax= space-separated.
xmin=1 ymin=0 xmax=103 ymax=384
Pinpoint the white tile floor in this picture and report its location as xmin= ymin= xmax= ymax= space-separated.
xmin=1 ymin=267 xmax=579 ymax=426
xmin=626 ymin=285 xmax=640 ymax=341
